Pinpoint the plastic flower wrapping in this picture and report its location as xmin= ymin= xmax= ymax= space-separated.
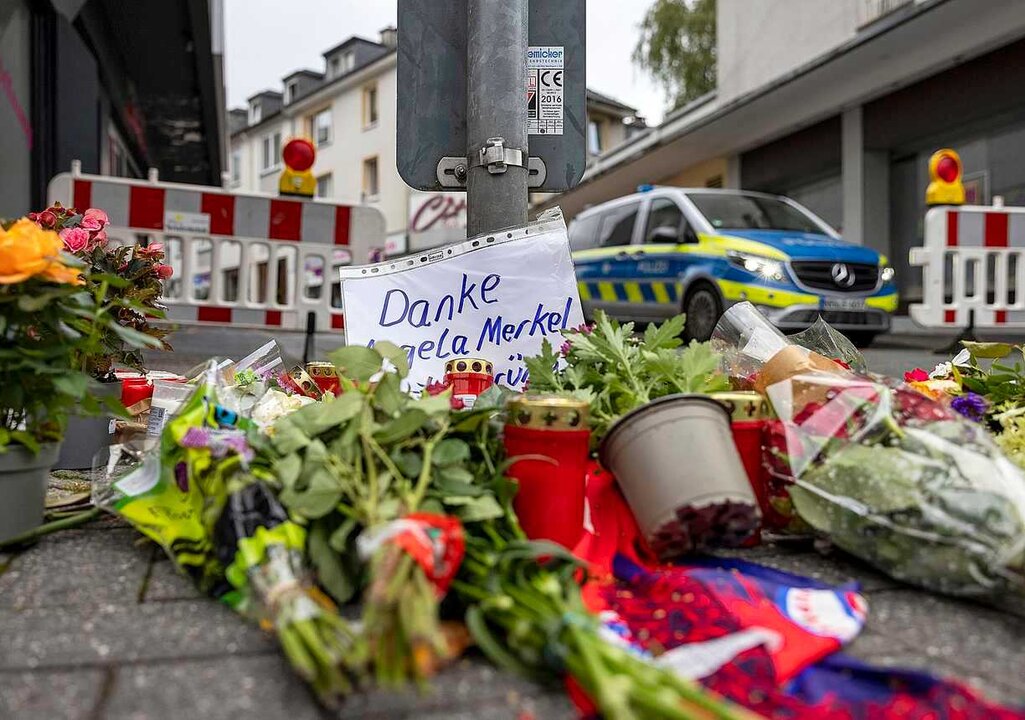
xmin=712 ymin=302 xmax=1025 ymax=598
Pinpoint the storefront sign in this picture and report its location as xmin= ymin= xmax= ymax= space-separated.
xmin=340 ymin=219 xmax=583 ymax=391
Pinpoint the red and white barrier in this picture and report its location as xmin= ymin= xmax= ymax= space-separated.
xmin=48 ymin=167 xmax=386 ymax=333
xmin=909 ymin=204 xmax=1025 ymax=328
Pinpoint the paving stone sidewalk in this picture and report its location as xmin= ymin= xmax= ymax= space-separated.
xmin=2 ymin=495 xmax=1023 ymax=720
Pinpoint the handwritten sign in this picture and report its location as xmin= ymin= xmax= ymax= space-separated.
xmin=340 ymin=218 xmax=583 ymax=391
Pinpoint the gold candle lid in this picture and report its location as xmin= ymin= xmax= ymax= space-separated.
xmin=306 ymin=362 xmax=338 ymax=377
xmin=445 ymin=357 xmax=494 ymax=375
xmin=506 ymin=395 xmax=589 ymax=431
xmin=710 ymin=391 xmax=771 ymax=421
xmin=287 ymin=365 xmax=323 ymax=398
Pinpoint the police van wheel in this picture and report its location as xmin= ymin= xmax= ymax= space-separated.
xmin=682 ymin=283 xmax=721 ymax=342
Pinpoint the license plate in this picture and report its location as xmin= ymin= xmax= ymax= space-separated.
xmin=821 ymin=297 xmax=866 ymax=311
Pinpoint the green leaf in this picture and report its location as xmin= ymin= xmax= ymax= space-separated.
xmin=288 ymin=392 xmax=363 ymax=437
xmin=962 ymin=341 xmax=1015 ymax=359
xmin=453 ymin=495 xmax=504 ymax=522
xmin=642 ymin=313 xmax=685 ymax=350
xmin=9 ymin=430 xmax=40 ymax=454
xmin=278 ymin=463 xmax=341 ymax=518
xmin=328 ymin=516 xmax=359 ymax=552
xmin=373 ymin=409 xmax=427 ymax=444
xmin=431 ymin=438 xmax=470 ymax=466
xmin=327 ymin=345 xmax=383 ymax=382
xmin=308 ymin=518 xmax=360 ymax=604
xmin=110 ymin=322 xmax=163 ymax=349
xmin=274 ymin=453 xmax=302 ymax=488
xmin=374 ymin=371 xmax=406 ymax=417
xmin=16 ymin=292 xmax=60 ymax=312
xmin=270 ymin=419 xmax=311 ymax=454
xmin=412 ymin=391 xmax=454 ymax=416
xmin=372 ymin=340 xmax=410 ymax=379
xmin=393 ymin=450 xmax=422 ymax=477
xmin=52 ymin=373 xmax=90 ymax=399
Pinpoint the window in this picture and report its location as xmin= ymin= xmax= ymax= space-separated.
xmin=362 ymin=84 xmax=379 ymax=128
xmin=313 ymin=108 xmax=332 ymax=146
xmin=362 ymin=157 xmax=379 ymax=200
xmin=644 ymin=198 xmax=685 ymax=243
xmin=285 ymin=80 xmax=298 ymax=104
xmin=343 ymin=51 xmax=355 ymax=72
xmin=686 ymin=193 xmax=823 ymax=233
xmin=587 ymin=119 xmax=602 ymax=155
xmin=568 ymin=214 xmax=601 ymax=252
xmin=249 ymin=101 xmax=261 ymax=125
xmin=598 ymin=202 xmax=640 ymax=247
xmin=261 ymin=132 xmax=281 ymax=172
xmin=329 ymin=56 xmax=341 ymax=78
xmin=316 ymin=173 xmax=333 ymax=199
xmin=231 ymin=150 xmax=241 ymax=184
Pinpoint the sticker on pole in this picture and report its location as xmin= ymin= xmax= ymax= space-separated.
xmin=527 ymin=46 xmax=563 ymax=136
xmin=339 ymin=212 xmax=583 ymax=392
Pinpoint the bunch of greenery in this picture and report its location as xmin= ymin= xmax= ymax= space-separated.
xmin=524 ymin=311 xmax=729 ymax=439
xmin=633 ymin=0 xmax=716 ymax=110
xmin=260 ymin=341 xmax=752 ymax=717
xmin=0 ymin=218 xmax=154 ymax=452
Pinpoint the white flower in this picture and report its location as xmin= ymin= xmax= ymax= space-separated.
xmin=929 ymin=361 xmax=953 ymax=379
xmin=952 ymin=348 xmax=972 ymax=366
xmin=251 ymin=389 xmax=315 ymax=429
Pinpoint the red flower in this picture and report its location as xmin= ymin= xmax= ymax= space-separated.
xmin=35 ymin=209 xmax=58 ymax=229
xmin=833 ymin=358 xmax=851 ymax=370
xmin=153 ymin=263 xmax=173 ymax=279
xmin=904 ymin=368 xmax=929 ymax=382
xmin=425 ymin=380 xmax=450 ymax=396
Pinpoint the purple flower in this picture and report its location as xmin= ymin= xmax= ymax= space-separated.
xmin=559 ymin=340 xmax=572 ymax=356
xmin=951 ymin=392 xmax=988 ymax=422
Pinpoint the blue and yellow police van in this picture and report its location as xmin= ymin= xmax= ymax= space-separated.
xmin=567 ymin=187 xmax=898 ymax=345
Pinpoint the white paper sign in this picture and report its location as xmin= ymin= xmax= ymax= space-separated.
xmin=340 ymin=219 xmax=583 ymax=392
xmin=164 ymin=210 xmax=211 ymax=234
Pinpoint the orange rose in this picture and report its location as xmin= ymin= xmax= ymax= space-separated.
xmin=0 ymin=218 xmax=82 ymax=285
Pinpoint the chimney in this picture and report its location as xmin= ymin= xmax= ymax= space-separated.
xmin=379 ymin=26 xmax=397 ymax=49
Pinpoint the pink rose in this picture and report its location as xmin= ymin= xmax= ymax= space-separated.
xmin=36 ymin=209 xmax=58 ymax=229
xmin=81 ymin=208 xmax=109 ymax=230
xmin=60 ymin=227 xmax=91 ymax=253
xmin=136 ymin=242 xmax=164 ymax=258
xmin=90 ymin=230 xmax=108 ymax=249
xmin=153 ymin=263 xmax=174 ymax=279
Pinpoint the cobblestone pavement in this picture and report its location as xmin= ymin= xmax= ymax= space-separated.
xmin=2 ymin=505 xmax=1023 ymax=720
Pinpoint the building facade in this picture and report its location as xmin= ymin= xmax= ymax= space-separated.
xmin=228 ymin=29 xmax=642 ymax=259
xmin=546 ymin=0 xmax=1025 ymax=307
xmin=0 ymin=0 xmax=226 ymax=218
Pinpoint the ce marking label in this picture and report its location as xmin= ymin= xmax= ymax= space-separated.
xmin=540 ymin=70 xmax=563 ymax=88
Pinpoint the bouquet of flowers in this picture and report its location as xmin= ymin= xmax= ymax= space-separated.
xmin=714 ymin=303 xmax=1025 ymax=597
xmin=31 ymin=203 xmax=171 ymax=379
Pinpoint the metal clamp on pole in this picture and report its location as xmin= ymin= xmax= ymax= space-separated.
xmin=437 ymin=154 xmax=547 ymax=188
xmin=472 ymin=137 xmax=524 ymax=175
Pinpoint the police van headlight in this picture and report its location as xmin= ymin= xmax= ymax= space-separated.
xmin=727 ymin=251 xmax=785 ymax=282
xmin=881 ymin=265 xmax=896 ymax=283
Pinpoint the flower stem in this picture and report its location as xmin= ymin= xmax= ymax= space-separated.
xmin=0 ymin=507 xmax=101 ymax=550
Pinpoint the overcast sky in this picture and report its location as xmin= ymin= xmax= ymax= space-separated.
xmin=224 ymin=0 xmax=668 ymax=124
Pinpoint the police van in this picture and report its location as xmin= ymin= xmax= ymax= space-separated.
xmin=567 ymin=187 xmax=898 ymax=345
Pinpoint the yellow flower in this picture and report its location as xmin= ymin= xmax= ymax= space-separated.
xmin=908 ymin=379 xmax=960 ymax=401
xmin=0 ymin=218 xmax=82 ymax=285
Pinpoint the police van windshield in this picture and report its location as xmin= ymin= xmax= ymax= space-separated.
xmin=686 ymin=193 xmax=824 ymax=234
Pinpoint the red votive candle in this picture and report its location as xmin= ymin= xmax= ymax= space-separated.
xmin=444 ymin=357 xmax=494 ymax=409
xmin=503 ymin=395 xmax=590 ymax=549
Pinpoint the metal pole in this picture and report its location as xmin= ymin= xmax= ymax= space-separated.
xmin=466 ymin=0 xmax=529 ymax=236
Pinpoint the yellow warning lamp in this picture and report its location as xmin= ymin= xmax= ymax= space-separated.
xmin=925 ymin=148 xmax=965 ymax=206
xmin=278 ymin=138 xmax=316 ymax=198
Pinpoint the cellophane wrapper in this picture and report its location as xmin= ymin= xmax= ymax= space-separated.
xmin=714 ymin=303 xmax=1025 ymax=596
xmin=771 ymin=365 xmax=1025 ymax=596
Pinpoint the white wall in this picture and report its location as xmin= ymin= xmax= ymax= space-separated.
xmin=717 ymin=0 xmax=862 ymax=103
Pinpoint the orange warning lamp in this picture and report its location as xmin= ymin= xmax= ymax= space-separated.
xmin=925 ymin=148 xmax=965 ymax=206
xmin=278 ymin=138 xmax=316 ymax=198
